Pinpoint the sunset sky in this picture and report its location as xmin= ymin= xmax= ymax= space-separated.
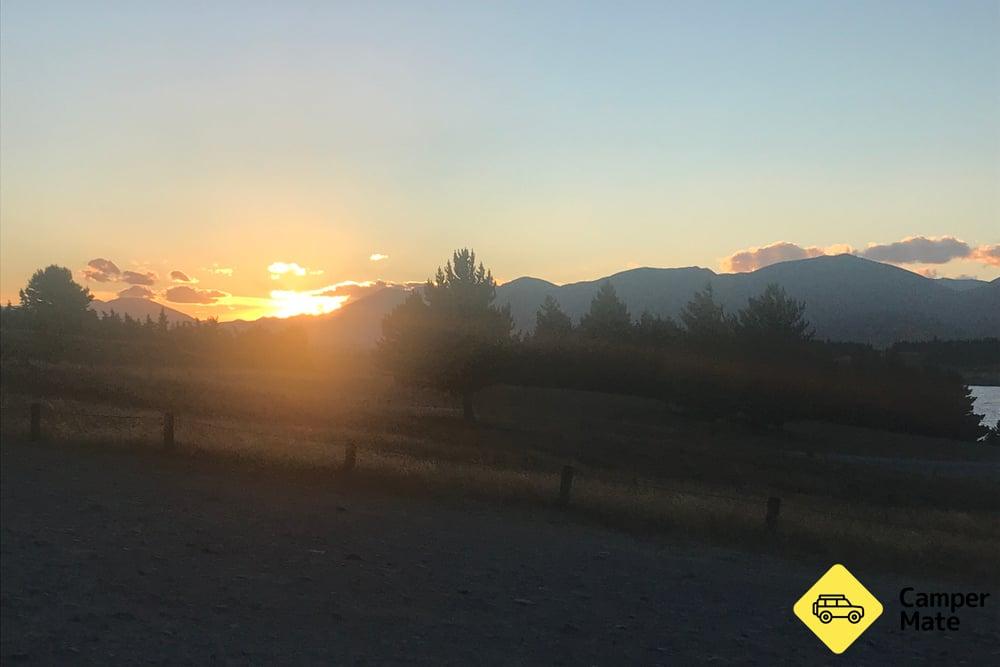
xmin=2 ymin=1 xmax=997 ymax=320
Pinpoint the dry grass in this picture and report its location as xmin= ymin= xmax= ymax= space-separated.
xmin=2 ymin=362 xmax=998 ymax=584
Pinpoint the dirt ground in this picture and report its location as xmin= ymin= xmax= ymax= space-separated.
xmin=2 ymin=439 xmax=997 ymax=665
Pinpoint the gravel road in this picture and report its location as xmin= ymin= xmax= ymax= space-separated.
xmin=2 ymin=440 xmax=996 ymax=664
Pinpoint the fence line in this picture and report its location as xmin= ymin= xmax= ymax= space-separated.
xmin=184 ymin=418 xmax=251 ymax=434
xmin=570 ymin=462 xmax=767 ymax=504
xmin=62 ymin=412 xmax=149 ymax=422
xmin=24 ymin=401 xmax=942 ymax=533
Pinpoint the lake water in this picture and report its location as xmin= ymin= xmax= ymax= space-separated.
xmin=970 ymin=386 xmax=1000 ymax=427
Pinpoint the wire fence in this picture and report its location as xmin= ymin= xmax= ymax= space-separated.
xmin=20 ymin=402 xmax=951 ymax=534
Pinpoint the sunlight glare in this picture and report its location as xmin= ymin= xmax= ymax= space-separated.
xmin=269 ymin=290 xmax=348 ymax=318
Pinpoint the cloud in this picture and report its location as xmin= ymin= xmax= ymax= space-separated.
xmin=970 ymin=244 xmax=1000 ymax=267
xmin=721 ymin=236 xmax=1000 ymax=273
xmin=316 ymin=280 xmax=386 ymax=298
xmin=170 ymin=270 xmax=198 ymax=284
xmin=204 ymin=264 xmax=234 ymax=276
xmin=117 ymin=285 xmax=156 ymax=299
xmin=720 ymin=242 xmax=854 ymax=273
xmin=165 ymin=285 xmax=229 ymax=304
xmin=314 ymin=279 xmax=421 ymax=300
xmin=267 ymin=261 xmax=323 ymax=279
xmin=83 ymin=258 xmax=121 ymax=282
xmin=369 ymin=253 xmax=389 ymax=262
xmin=859 ymin=236 xmax=971 ymax=265
xmin=268 ymin=290 xmax=348 ymax=317
xmin=120 ymin=270 xmax=157 ymax=285
xmin=258 ymin=279 xmax=415 ymax=318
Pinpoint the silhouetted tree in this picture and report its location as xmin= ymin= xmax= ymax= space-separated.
xmin=157 ymin=308 xmax=170 ymax=333
xmin=679 ymin=284 xmax=732 ymax=345
xmin=380 ymin=291 xmax=432 ymax=384
xmin=18 ymin=265 xmax=93 ymax=334
xmin=579 ymin=281 xmax=631 ymax=341
xmin=737 ymin=283 xmax=812 ymax=347
xmin=380 ymin=249 xmax=513 ymax=421
xmin=634 ymin=310 xmax=682 ymax=347
xmin=533 ymin=295 xmax=573 ymax=341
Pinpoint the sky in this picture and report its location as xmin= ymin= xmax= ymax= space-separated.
xmin=1 ymin=1 xmax=998 ymax=320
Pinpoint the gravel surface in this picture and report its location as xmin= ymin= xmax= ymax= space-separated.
xmin=2 ymin=440 xmax=997 ymax=665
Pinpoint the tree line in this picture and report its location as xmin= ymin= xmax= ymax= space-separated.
xmin=1 ymin=259 xmax=991 ymax=441
xmin=1 ymin=265 xmax=313 ymax=369
xmin=378 ymin=250 xmax=988 ymax=441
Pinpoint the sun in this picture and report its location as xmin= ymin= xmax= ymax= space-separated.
xmin=268 ymin=290 xmax=348 ymax=318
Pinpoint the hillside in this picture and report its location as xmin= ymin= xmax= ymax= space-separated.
xmin=495 ymin=255 xmax=999 ymax=346
xmin=90 ymin=298 xmax=195 ymax=325
xmin=217 ymin=256 xmax=999 ymax=348
xmin=300 ymin=286 xmax=411 ymax=349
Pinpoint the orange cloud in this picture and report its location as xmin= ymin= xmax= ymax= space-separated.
xmin=204 ymin=264 xmax=234 ymax=276
xmin=267 ymin=261 xmax=324 ymax=279
xmin=170 ymin=270 xmax=198 ymax=284
xmin=121 ymin=270 xmax=157 ymax=285
xmin=722 ymin=236 xmax=999 ymax=273
xmin=83 ymin=258 xmax=121 ymax=282
xmin=720 ymin=242 xmax=853 ymax=272
xmin=860 ymin=236 xmax=970 ymax=264
xmin=970 ymin=244 xmax=1000 ymax=267
xmin=317 ymin=280 xmax=385 ymax=298
xmin=165 ymin=286 xmax=229 ymax=304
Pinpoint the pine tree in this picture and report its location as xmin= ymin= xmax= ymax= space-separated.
xmin=579 ymin=281 xmax=631 ymax=341
xmin=157 ymin=308 xmax=170 ymax=333
xmin=534 ymin=295 xmax=572 ymax=341
xmin=679 ymin=284 xmax=733 ymax=345
xmin=737 ymin=283 xmax=812 ymax=345
xmin=380 ymin=249 xmax=513 ymax=421
xmin=634 ymin=310 xmax=681 ymax=347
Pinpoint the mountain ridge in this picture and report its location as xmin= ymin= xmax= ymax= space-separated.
xmin=89 ymin=298 xmax=195 ymax=325
xmin=297 ymin=255 xmax=998 ymax=348
xmin=97 ymin=256 xmax=998 ymax=348
xmin=493 ymin=255 xmax=999 ymax=346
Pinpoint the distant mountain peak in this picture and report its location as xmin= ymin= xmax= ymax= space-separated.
xmin=89 ymin=297 xmax=194 ymax=324
xmin=500 ymin=276 xmax=559 ymax=289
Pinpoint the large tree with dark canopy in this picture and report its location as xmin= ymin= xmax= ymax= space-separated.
xmin=578 ymin=281 xmax=631 ymax=341
xmin=533 ymin=295 xmax=573 ymax=341
xmin=379 ymin=249 xmax=513 ymax=421
xmin=18 ymin=265 xmax=93 ymax=333
xmin=736 ymin=283 xmax=813 ymax=346
xmin=679 ymin=283 xmax=733 ymax=345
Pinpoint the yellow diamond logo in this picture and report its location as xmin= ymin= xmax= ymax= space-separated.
xmin=793 ymin=564 xmax=883 ymax=654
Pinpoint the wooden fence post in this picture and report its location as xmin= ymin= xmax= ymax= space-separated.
xmin=343 ymin=442 xmax=356 ymax=473
xmin=766 ymin=496 xmax=781 ymax=530
xmin=30 ymin=403 xmax=41 ymax=441
xmin=559 ymin=465 xmax=574 ymax=506
xmin=163 ymin=412 xmax=175 ymax=450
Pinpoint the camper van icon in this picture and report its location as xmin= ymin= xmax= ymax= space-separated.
xmin=812 ymin=594 xmax=865 ymax=624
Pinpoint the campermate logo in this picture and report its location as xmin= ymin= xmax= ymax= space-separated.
xmin=793 ymin=564 xmax=883 ymax=654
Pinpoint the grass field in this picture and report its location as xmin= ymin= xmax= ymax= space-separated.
xmin=2 ymin=359 xmax=998 ymax=584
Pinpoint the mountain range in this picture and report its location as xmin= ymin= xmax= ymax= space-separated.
xmin=91 ymin=255 xmax=1000 ymax=347
xmin=494 ymin=255 xmax=999 ymax=346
